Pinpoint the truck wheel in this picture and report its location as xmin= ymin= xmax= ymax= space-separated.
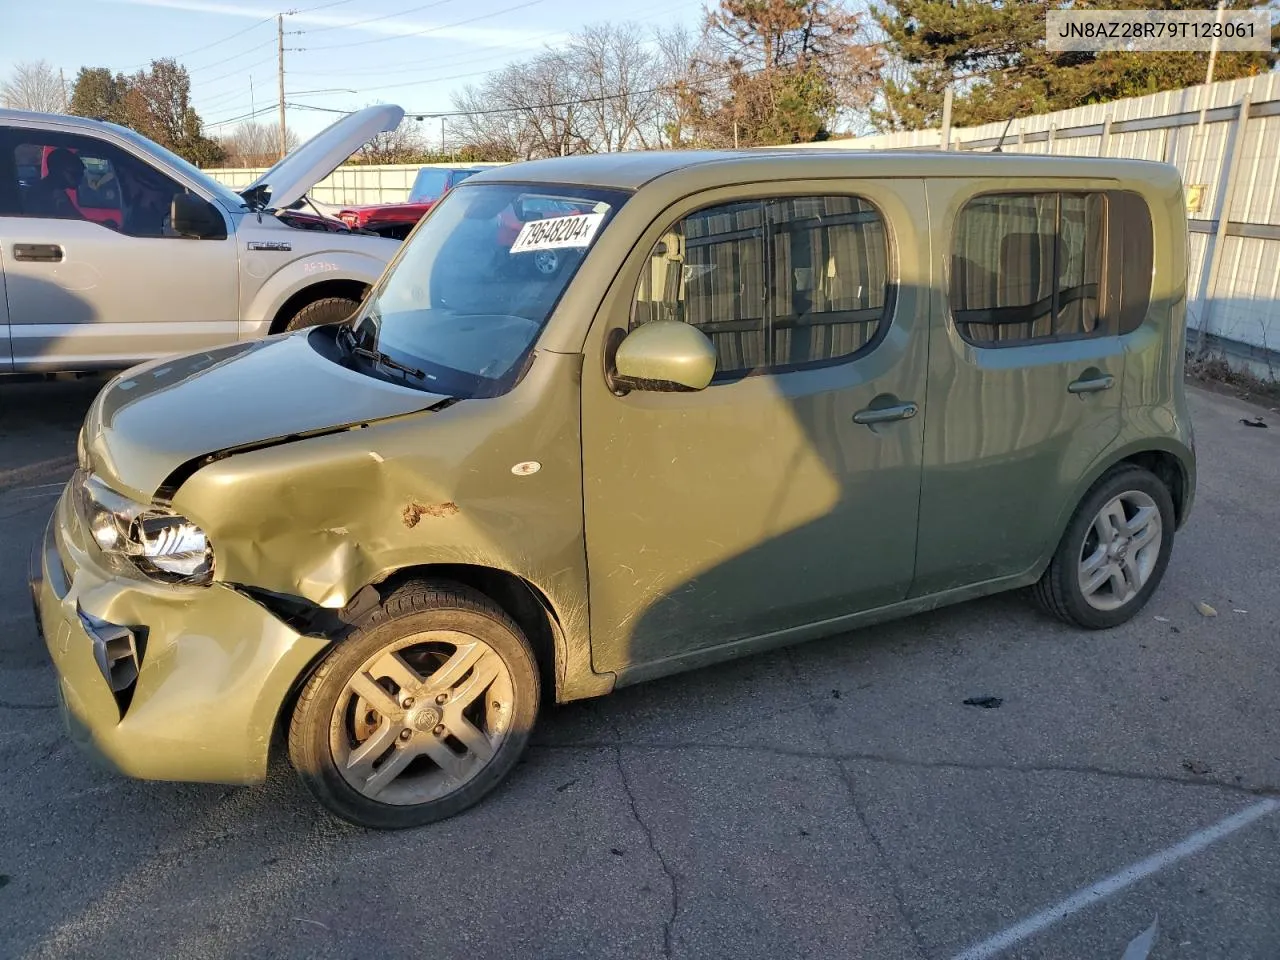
xmin=288 ymin=580 xmax=541 ymax=829
xmin=284 ymin=296 xmax=361 ymax=332
xmin=1032 ymin=465 xmax=1175 ymax=630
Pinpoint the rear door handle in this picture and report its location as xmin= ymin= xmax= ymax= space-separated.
xmin=1067 ymin=374 xmax=1115 ymax=394
xmin=853 ymin=401 xmax=919 ymax=425
xmin=12 ymin=243 xmax=64 ymax=263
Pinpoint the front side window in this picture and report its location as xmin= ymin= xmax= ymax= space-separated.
xmin=352 ymin=182 xmax=628 ymax=398
xmin=950 ymin=190 xmax=1152 ymax=345
xmin=632 ymin=195 xmax=892 ymax=377
xmin=1 ymin=129 xmax=220 ymax=239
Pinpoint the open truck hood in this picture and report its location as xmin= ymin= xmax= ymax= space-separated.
xmin=240 ymin=104 xmax=405 ymax=211
xmin=83 ymin=331 xmax=448 ymax=497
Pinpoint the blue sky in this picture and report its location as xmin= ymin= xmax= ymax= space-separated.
xmin=0 ymin=0 xmax=707 ymax=141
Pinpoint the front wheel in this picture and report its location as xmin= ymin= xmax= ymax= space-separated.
xmin=283 ymin=296 xmax=361 ymax=332
xmin=1032 ymin=465 xmax=1175 ymax=629
xmin=288 ymin=581 xmax=540 ymax=829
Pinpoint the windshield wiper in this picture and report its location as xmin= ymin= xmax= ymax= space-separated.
xmin=336 ymin=323 xmax=425 ymax=381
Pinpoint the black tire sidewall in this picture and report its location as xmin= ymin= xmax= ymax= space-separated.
xmin=284 ymin=297 xmax=361 ymax=332
xmin=290 ymin=598 xmax=540 ymax=830
xmin=1052 ymin=467 xmax=1176 ymax=629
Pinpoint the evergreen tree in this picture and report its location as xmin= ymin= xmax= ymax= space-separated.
xmin=872 ymin=0 xmax=1279 ymax=130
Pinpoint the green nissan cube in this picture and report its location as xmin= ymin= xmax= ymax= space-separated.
xmin=31 ymin=150 xmax=1196 ymax=829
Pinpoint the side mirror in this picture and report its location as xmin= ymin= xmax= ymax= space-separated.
xmin=171 ymin=193 xmax=227 ymax=240
xmin=607 ymin=320 xmax=717 ymax=395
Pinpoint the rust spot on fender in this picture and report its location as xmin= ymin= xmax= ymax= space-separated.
xmin=402 ymin=501 xmax=459 ymax=527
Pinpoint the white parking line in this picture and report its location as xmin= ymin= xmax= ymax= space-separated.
xmin=948 ymin=798 xmax=1280 ymax=960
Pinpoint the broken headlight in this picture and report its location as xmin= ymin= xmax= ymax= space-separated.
xmin=72 ymin=471 xmax=214 ymax=585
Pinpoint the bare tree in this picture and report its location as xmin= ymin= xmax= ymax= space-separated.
xmin=1 ymin=60 xmax=65 ymax=113
xmin=448 ymin=50 xmax=589 ymax=160
xmin=569 ymin=22 xmax=665 ymax=152
xmin=448 ymin=21 xmax=711 ymax=158
xmin=217 ymin=122 xmax=300 ymax=167
xmin=353 ymin=118 xmax=431 ymax=163
xmin=653 ymin=25 xmax=722 ymax=148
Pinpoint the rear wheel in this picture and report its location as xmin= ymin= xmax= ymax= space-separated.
xmin=288 ymin=581 xmax=540 ymax=829
xmin=283 ymin=296 xmax=361 ymax=332
xmin=1033 ymin=465 xmax=1175 ymax=629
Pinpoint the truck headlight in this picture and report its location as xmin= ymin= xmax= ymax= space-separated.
xmin=72 ymin=471 xmax=214 ymax=585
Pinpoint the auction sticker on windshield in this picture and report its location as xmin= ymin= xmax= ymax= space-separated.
xmin=510 ymin=212 xmax=605 ymax=253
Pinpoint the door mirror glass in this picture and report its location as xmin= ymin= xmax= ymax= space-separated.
xmin=611 ymin=320 xmax=717 ymax=394
xmin=171 ymin=193 xmax=226 ymax=240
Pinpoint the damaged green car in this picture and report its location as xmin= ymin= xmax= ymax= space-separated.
xmin=31 ymin=150 xmax=1196 ymax=828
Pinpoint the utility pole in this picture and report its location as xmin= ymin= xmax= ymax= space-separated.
xmin=1205 ymin=0 xmax=1227 ymax=88
xmin=277 ymin=13 xmax=287 ymax=159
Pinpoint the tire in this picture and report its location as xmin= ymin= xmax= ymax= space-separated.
xmin=288 ymin=580 xmax=540 ymax=829
xmin=283 ymin=296 xmax=361 ymax=332
xmin=1033 ymin=465 xmax=1176 ymax=630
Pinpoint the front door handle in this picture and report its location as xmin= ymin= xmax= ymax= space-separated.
xmin=12 ymin=243 xmax=64 ymax=263
xmin=1067 ymin=374 xmax=1115 ymax=394
xmin=853 ymin=401 xmax=919 ymax=425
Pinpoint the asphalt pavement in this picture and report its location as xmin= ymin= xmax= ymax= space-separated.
xmin=0 ymin=375 xmax=1277 ymax=960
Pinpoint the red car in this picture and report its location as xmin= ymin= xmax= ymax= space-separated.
xmin=337 ymin=165 xmax=483 ymax=239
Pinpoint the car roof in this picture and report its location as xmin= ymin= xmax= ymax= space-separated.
xmin=465 ymin=148 xmax=1180 ymax=193
xmin=0 ymin=108 xmax=116 ymax=132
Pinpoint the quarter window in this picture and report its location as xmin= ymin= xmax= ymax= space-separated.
xmin=632 ymin=195 xmax=892 ymax=377
xmin=950 ymin=190 xmax=1153 ymax=345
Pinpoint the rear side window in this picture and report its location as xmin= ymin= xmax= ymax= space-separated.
xmin=950 ymin=190 xmax=1152 ymax=346
xmin=632 ymin=195 xmax=892 ymax=377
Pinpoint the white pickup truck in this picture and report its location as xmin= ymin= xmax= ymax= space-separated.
xmin=0 ymin=104 xmax=406 ymax=373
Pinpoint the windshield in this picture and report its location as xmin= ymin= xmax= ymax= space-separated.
xmin=408 ymin=169 xmax=451 ymax=202
xmin=106 ymin=122 xmax=247 ymax=211
xmin=350 ymin=182 xmax=628 ymax=398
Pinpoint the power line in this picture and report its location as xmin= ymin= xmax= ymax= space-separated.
xmin=195 ymin=56 xmax=277 ymax=88
xmin=299 ymin=0 xmax=460 ymax=35
xmin=124 ymin=15 xmax=274 ymax=70
xmin=305 ymin=0 xmax=547 ymax=50
xmin=204 ymin=103 xmax=279 ymax=127
xmin=294 ymin=0 xmax=361 ymax=11
xmin=287 ymin=70 xmax=738 ymax=121
xmin=287 ymin=37 xmax=558 ymax=76
xmin=188 ymin=38 xmax=278 ymax=74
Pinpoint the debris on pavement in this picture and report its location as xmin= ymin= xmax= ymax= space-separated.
xmin=1181 ymin=759 xmax=1212 ymax=776
xmin=292 ymin=918 xmax=329 ymax=930
xmin=1195 ymin=601 xmax=1218 ymax=617
xmin=1153 ymin=615 xmax=1170 ymax=622
xmin=1233 ymin=608 xmax=1248 ymax=614
xmin=1238 ymin=416 xmax=1268 ymax=428
xmin=963 ymin=696 xmax=1003 ymax=709
xmin=1120 ymin=916 xmax=1159 ymax=960
xmin=555 ymin=778 xmax=578 ymax=793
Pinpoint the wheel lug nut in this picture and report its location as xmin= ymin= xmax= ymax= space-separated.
xmin=435 ymin=693 xmax=448 ymax=705
xmin=403 ymin=696 xmax=415 ymax=708
xmin=433 ymin=724 xmax=446 ymax=736
xmin=399 ymin=729 xmax=412 ymax=741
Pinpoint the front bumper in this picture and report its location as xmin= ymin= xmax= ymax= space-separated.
xmin=31 ymin=489 xmax=330 ymax=785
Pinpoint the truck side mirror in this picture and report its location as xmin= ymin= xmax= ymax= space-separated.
xmin=171 ymin=193 xmax=227 ymax=240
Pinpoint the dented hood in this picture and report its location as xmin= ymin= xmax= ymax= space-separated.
xmin=83 ymin=332 xmax=448 ymax=497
